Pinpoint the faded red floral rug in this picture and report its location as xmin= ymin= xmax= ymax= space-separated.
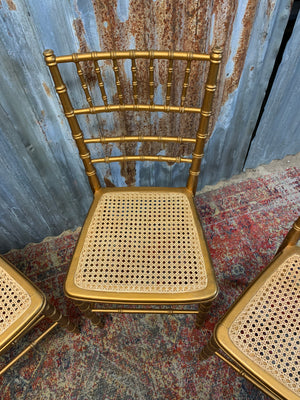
xmin=1 ymin=167 xmax=300 ymax=400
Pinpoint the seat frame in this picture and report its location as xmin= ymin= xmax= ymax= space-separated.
xmin=199 ymin=217 xmax=300 ymax=400
xmin=0 ymin=256 xmax=78 ymax=376
xmin=44 ymin=48 xmax=223 ymax=328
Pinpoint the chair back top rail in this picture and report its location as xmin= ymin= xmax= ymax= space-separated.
xmin=73 ymin=104 xmax=202 ymax=115
xmin=54 ymin=50 xmax=211 ymax=63
xmin=44 ymin=48 xmax=222 ymax=194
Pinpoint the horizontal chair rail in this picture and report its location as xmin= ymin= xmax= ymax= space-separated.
xmin=84 ymin=136 xmax=196 ymax=144
xmin=215 ymin=351 xmax=281 ymax=400
xmin=73 ymin=104 xmax=202 ymax=115
xmin=91 ymin=308 xmax=199 ymax=314
xmin=55 ymin=50 xmax=211 ymax=63
xmin=0 ymin=321 xmax=58 ymax=377
xmin=91 ymin=155 xmax=192 ymax=164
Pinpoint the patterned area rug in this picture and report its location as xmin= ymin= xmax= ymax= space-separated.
xmin=1 ymin=167 xmax=300 ymax=400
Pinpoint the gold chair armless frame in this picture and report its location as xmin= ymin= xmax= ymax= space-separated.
xmin=0 ymin=256 xmax=79 ymax=376
xmin=44 ymin=48 xmax=222 ymax=328
xmin=200 ymin=217 xmax=300 ymax=400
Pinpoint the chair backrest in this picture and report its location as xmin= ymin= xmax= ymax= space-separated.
xmin=44 ymin=48 xmax=222 ymax=194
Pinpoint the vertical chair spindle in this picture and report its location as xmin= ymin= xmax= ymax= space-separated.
xmin=181 ymin=59 xmax=192 ymax=107
xmin=149 ymin=57 xmax=154 ymax=105
xmin=94 ymin=60 xmax=108 ymax=107
xmin=75 ymin=60 xmax=94 ymax=107
xmin=131 ymin=57 xmax=138 ymax=105
xmin=112 ymin=57 xmax=123 ymax=105
xmin=166 ymin=58 xmax=173 ymax=106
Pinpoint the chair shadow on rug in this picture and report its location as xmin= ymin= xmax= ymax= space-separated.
xmin=0 ymin=255 xmax=79 ymax=376
xmin=43 ymin=48 xmax=222 ymax=328
xmin=199 ymin=216 xmax=300 ymax=400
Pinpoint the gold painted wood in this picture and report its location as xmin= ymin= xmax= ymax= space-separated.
xmin=43 ymin=49 xmax=101 ymax=193
xmin=0 ymin=256 xmax=78 ymax=376
xmin=74 ymin=301 xmax=105 ymax=327
xmin=131 ymin=57 xmax=138 ymax=104
xmin=181 ymin=58 xmax=192 ymax=107
xmin=187 ymin=47 xmax=223 ymax=194
xmin=213 ymin=348 xmax=282 ymax=400
xmin=112 ymin=57 xmax=123 ymax=105
xmin=166 ymin=58 xmax=174 ymax=106
xmin=94 ymin=60 xmax=108 ymax=106
xmin=199 ymin=217 xmax=300 ymax=400
xmin=91 ymin=308 xmax=199 ymax=314
xmin=74 ymin=59 xmax=93 ymax=107
xmin=276 ymin=216 xmax=300 ymax=255
xmin=56 ymin=50 xmax=211 ymax=63
xmin=84 ymin=136 xmax=196 ymax=144
xmin=149 ymin=56 xmax=154 ymax=105
xmin=44 ymin=48 xmax=222 ymax=329
xmin=0 ymin=320 xmax=58 ymax=376
xmin=73 ymin=104 xmax=202 ymax=115
xmin=91 ymin=155 xmax=192 ymax=164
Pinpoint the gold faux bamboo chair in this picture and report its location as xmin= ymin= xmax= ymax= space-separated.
xmin=0 ymin=255 xmax=78 ymax=376
xmin=44 ymin=48 xmax=222 ymax=328
xmin=199 ymin=216 xmax=300 ymax=400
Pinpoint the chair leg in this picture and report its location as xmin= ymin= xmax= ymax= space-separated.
xmin=44 ymin=301 xmax=79 ymax=333
xmin=199 ymin=336 xmax=219 ymax=361
xmin=195 ymin=302 xmax=212 ymax=328
xmin=74 ymin=301 xmax=105 ymax=328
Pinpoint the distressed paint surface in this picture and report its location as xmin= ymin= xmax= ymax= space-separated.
xmin=0 ymin=0 xmax=292 ymax=252
xmin=198 ymin=0 xmax=293 ymax=187
xmin=245 ymin=11 xmax=300 ymax=169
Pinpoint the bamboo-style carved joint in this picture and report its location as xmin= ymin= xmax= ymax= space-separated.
xmin=192 ymin=153 xmax=204 ymax=159
xmin=56 ymin=85 xmax=67 ymax=94
xmin=86 ymin=170 xmax=97 ymax=177
xmin=201 ymin=111 xmax=212 ymax=117
xmin=189 ymin=170 xmax=200 ymax=176
xmin=206 ymin=84 xmax=217 ymax=92
xmin=65 ymin=111 xmax=75 ymax=118
xmin=294 ymin=221 xmax=300 ymax=231
xmin=80 ymin=152 xmax=91 ymax=160
xmin=196 ymin=133 xmax=207 ymax=140
xmin=73 ymin=132 xmax=83 ymax=140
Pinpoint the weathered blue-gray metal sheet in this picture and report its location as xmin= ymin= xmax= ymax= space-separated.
xmin=245 ymin=11 xmax=300 ymax=169
xmin=198 ymin=0 xmax=293 ymax=187
xmin=0 ymin=0 xmax=292 ymax=252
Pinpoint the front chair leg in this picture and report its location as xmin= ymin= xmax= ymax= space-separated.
xmin=199 ymin=336 xmax=219 ymax=361
xmin=195 ymin=302 xmax=212 ymax=328
xmin=44 ymin=301 xmax=79 ymax=333
xmin=74 ymin=301 xmax=105 ymax=328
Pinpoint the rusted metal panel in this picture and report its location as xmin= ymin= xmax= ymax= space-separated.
xmin=198 ymin=0 xmax=293 ymax=188
xmin=0 ymin=0 xmax=292 ymax=252
xmin=245 ymin=11 xmax=300 ymax=169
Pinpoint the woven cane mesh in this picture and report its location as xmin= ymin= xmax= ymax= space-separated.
xmin=75 ymin=191 xmax=207 ymax=293
xmin=229 ymin=254 xmax=300 ymax=395
xmin=0 ymin=266 xmax=31 ymax=335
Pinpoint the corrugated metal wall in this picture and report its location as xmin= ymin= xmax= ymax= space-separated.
xmin=0 ymin=0 xmax=295 ymax=252
xmin=245 ymin=10 xmax=300 ymax=169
